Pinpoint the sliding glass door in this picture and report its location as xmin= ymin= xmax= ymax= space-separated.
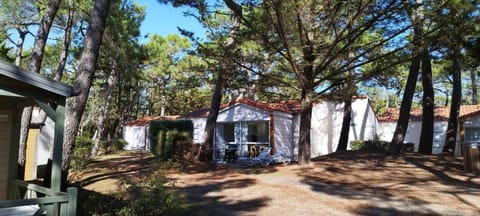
xmin=215 ymin=121 xmax=269 ymax=160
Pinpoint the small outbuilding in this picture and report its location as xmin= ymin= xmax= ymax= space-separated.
xmin=123 ymin=115 xmax=179 ymax=151
xmin=0 ymin=61 xmax=77 ymax=215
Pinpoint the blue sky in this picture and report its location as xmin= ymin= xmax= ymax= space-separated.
xmin=135 ymin=0 xmax=206 ymax=42
xmin=9 ymin=1 xmax=205 ymax=48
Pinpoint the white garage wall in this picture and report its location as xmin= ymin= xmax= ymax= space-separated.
xmin=123 ymin=126 xmax=146 ymax=150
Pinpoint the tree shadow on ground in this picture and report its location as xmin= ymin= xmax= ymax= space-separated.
xmin=71 ymin=152 xmax=158 ymax=187
xmin=300 ymin=151 xmax=480 ymax=215
xmin=175 ymin=177 xmax=271 ymax=216
xmin=168 ymin=165 xmax=273 ymax=215
xmin=76 ymin=188 xmax=126 ymax=215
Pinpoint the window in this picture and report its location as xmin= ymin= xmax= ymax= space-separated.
xmin=223 ymin=123 xmax=235 ymax=142
xmin=247 ymin=121 xmax=269 ymax=142
xmin=465 ymin=127 xmax=480 ymax=141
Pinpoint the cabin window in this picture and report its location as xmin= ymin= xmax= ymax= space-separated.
xmin=465 ymin=127 xmax=480 ymax=141
xmin=215 ymin=121 xmax=270 ymax=160
xmin=247 ymin=122 xmax=269 ymax=142
xmin=222 ymin=123 xmax=235 ymax=142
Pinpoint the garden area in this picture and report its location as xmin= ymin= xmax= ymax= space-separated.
xmin=71 ymin=150 xmax=480 ymax=216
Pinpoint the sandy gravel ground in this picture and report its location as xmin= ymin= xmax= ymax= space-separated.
xmin=167 ymin=152 xmax=480 ymax=216
xmin=74 ymin=151 xmax=480 ymax=216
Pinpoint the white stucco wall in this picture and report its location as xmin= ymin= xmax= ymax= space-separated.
xmin=191 ymin=117 xmax=207 ymax=144
xmin=309 ymin=98 xmax=377 ymax=158
xmin=310 ymin=101 xmax=344 ymax=157
xmin=217 ymin=104 xmax=270 ymax=122
xmin=378 ymin=121 xmax=448 ymax=154
xmin=350 ymin=98 xmax=378 ymax=141
xmin=188 ymin=98 xmax=379 ymax=160
xmin=35 ymin=117 xmax=55 ymax=167
xmin=123 ymin=126 xmax=147 ymax=150
xmin=272 ymin=111 xmax=294 ymax=158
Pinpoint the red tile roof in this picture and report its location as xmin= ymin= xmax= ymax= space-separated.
xmin=182 ymin=98 xmax=302 ymax=118
xmin=378 ymin=105 xmax=480 ymax=122
xmin=125 ymin=115 xmax=179 ymax=126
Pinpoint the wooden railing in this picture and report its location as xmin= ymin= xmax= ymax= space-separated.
xmin=0 ymin=180 xmax=77 ymax=216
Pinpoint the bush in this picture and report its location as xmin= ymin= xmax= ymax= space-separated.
xmin=101 ymin=139 xmax=128 ymax=154
xmin=149 ymin=120 xmax=193 ymax=161
xmin=117 ymin=171 xmax=184 ymax=216
xmin=174 ymin=141 xmax=201 ymax=164
xmin=71 ymin=136 xmax=93 ymax=171
xmin=350 ymin=140 xmax=389 ymax=152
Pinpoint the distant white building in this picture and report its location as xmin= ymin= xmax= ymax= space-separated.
xmin=377 ymin=105 xmax=480 ymax=155
xmin=182 ymin=97 xmax=378 ymax=160
xmin=122 ymin=115 xmax=179 ymax=151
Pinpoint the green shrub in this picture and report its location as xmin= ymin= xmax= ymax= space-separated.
xmin=71 ymin=136 xmax=93 ymax=171
xmin=350 ymin=140 xmax=389 ymax=152
xmin=117 ymin=171 xmax=184 ymax=216
xmin=101 ymin=139 xmax=128 ymax=154
xmin=149 ymin=120 xmax=193 ymax=161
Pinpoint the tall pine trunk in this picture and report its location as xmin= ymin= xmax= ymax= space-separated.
xmin=201 ymin=63 xmax=227 ymax=161
xmin=337 ymin=35 xmax=355 ymax=152
xmin=91 ymin=59 xmax=118 ymax=158
xmin=389 ymin=0 xmax=423 ymax=154
xmin=298 ymin=44 xmax=315 ymax=165
xmin=63 ymin=0 xmax=111 ymax=187
xmin=442 ymin=47 xmax=462 ymax=154
xmin=471 ymin=68 xmax=477 ymax=105
xmin=418 ymin=49 xmax=434 ymax=154
xmin=18 ymin=0 xmax=61 ymax=180
xmin=337 ymin=97 xmax=352 ymax=152
xmin=389 ymin=52 xmax=420 ymax=154
xmin=298 ymin=90 xmax=313 ymax=165
xmin=199 ymin=0 xmax=241 ymax=161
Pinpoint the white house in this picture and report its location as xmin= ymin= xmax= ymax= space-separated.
xmin=377 ymin=105 xmax=480 ymax=155
xmin=122 ymin=115 xmax=179 ymax=151
xmin=182 ymin=97 xmax=378 ymax=161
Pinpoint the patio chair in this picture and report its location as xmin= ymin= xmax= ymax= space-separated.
xmin=270 ymin=147 xmax=291 ymax=164
xmin=247 ymin=147 xmax=272 ymax=166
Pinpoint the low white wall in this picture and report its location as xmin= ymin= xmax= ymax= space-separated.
xmin=378 ymin=121 xmax=448 ymax=154
xmin=123 ymin=126 xmax=147 ymax=150
xmin=309 ymin=98 xmax=377 ymax=158
xmin=191 ymin=117 xmax=207 ymax=144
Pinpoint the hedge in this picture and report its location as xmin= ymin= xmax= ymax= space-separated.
xmin=149 ymin=120 xmax=193 ymax=161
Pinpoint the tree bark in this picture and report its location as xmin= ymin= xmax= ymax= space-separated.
xmin=389 ymin=54 xmax=420 ymax=154
xmin=471 ymin=67 xmax=477 ymax=105
xmin=199 ymin=0 xmax=242 ymax=161
xmin=298 ymin=42 xmax=315 ymax=165
xmin=55 ymin=0 xmax=75 ymax=81
xmin=91 ymin=58 xmax=118 ymax=158
xmin=337 ymin=25 xmax=355 ymax=152
xmin=18 ymin=0 xmax=61 ymax=179
xmin=14 ymin=29 xmax=27 ymax=66
xmin=389 ymin=0 xmax=423 ymax=154
xmin=201 ymin=62 xmax=227 ymax=161
xmin=63 ymin=0 xmax=111 ymax=184
xmin=442 ymin=47 xmax=462 ymax=154
xmin=337 ymin=97 xmax=352 ymax=152
xmin=418 ymin=49 xmax=434 ymax=154
xmin=298 ymin=90 xmax=313 ymax=165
